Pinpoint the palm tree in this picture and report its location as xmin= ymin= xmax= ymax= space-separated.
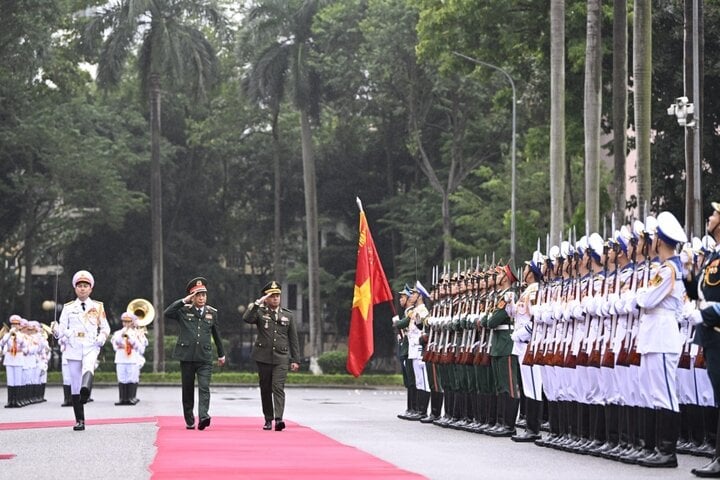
xmin=240 ymin=0 xmax=324 ymax=365
xmin=634 ymin=0 xmax=652 ymax=219
xmin=612 ymin=0 xmax=628 ymax=223
xmin=549 ymin=0 xmax=565 ymax=243
xmin=584 ymin=0 xmax=602 ymax=232
xmin=83 ymin=0 xmax=223 ymax=372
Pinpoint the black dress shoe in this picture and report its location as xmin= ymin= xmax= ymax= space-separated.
xmin=186 ymin=424 xmax=195 ymax=430
xmin=275 ymin=420 xmax=286 ymax=431
xmin=73 ymin=421 xmax=85 ymax=431
xmin=692 ymin=457 xmax=720 ymax=478
xmin=512 ymin=430 xmax=541 ymax=443
xmin=263 ymin=420 xmax=272 ymax=430
xmin=198 ymin=417 xmax=211 ymax=431
xmin=637 ymin=449 xmax=678 ymax=468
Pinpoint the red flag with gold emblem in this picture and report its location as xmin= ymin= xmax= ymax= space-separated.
xmin=347 ymin=198 xmax=394 ymax=377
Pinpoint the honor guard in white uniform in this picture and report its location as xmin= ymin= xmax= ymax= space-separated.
xmin=633 ymin=211 xmax=687 ymax=468
xmin=57 ymin=270 xmax=110 ymax=431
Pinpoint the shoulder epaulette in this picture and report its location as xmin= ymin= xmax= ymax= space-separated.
xmin=281 ymin=307 xmax=292 ymax=313
xmin=206 ymin=305 xmax=217 ymax=313
xmin=64 ymin=300 xmax=74 ymax=306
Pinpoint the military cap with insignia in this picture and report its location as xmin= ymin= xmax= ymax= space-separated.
xmin=262 ymin=281 xmax=282 ymax=295
xmin=186 ymin=277 xmax=208 ymax=295
xmin=72 ymin=270 xmax=95 ymax=288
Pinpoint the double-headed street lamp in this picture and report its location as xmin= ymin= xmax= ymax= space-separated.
xmin=453 ymin=52 xmax=517 ymax=267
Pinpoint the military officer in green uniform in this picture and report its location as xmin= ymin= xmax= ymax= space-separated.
xmin=243 ymin=281 xmax=300 ymax=431
xmin=164 ymin=277 xmax=225 ymax=431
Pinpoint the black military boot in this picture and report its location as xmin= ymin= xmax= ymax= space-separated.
xmin=416 ymin=390 xmax=430 ymax=421
xmin=61 ymin=385 xmax=72 ymax=407
xmin=72 ymin=394 xmax=85 ymax=431
xmin=115 ymin=383 xmax=127 ymax=406
xmin=128 ymin=383 xmax=140 ymax=405
xmin=80 ymin=372 xmax=93 ymax=404
xmin=514 ymin=398 xmax=542 ymax=442
xmin=695 ymin=406 xmax=718 ymax=458
xmin=692 ymin=416 xmax=720 ymax=477
xmin=434 ymin=391 xmax=453 ymax=426
xmin=638 ymin=409 xmax=679 ymax=468
xmin=422 ymin=391 xmax=442 ymax=423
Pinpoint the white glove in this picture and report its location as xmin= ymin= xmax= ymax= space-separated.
xmin=690 ymin=310 xmax=704 ymax=325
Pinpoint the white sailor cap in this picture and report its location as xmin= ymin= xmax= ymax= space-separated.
xmin=560 ymin=241 xmax=573 ymax=258
xmin=588 ymin=233 xmax=604 ymax=262
xmin=548 ymin=245 xmax=560 ymax=264
xmin=615 ymin=227 xmax=631 ymax=253
xmin=632 ymin=220 xmax=644 ymax=239
xmin=644 ymin=216 xmax=658 ymax=237
xmin=655 ymin=211 xmax=688 ymax=246
xmin=576 ymin=235 xmax=588 ymax=257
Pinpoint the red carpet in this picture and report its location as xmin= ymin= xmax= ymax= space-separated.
xmin=150 ymin=416 xmax=426 ymax=479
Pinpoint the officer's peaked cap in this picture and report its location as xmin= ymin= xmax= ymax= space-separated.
xmin=186 ymin=277 xmax=208 ymax=295
xmin=262 ymin=281 xmax=281 ymax=295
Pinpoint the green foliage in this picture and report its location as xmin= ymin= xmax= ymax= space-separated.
xmin=317 ymin=349 xmax=348 ymax=374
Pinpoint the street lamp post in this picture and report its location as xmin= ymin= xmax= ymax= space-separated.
xmin=453 ymin=52 xmax=517 ymax=267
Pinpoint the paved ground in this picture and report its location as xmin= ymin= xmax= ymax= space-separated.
xmin=0 ymin=385 xmax=711 ymax=479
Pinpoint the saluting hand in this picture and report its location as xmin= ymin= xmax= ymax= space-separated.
xmin=255 ymin=293 xmax=272 ymax=306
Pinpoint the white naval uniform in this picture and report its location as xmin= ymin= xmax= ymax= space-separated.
xmin=636 ymin=256 xmax=685 ymax=412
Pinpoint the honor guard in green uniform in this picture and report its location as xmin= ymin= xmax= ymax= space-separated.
xmin=243 ymin=281 xmax=300 ymax=431
xmin=482 ymin=264 xmax=521 ymax=437
xmin=164 ymin=277 xmax=226 ymax=431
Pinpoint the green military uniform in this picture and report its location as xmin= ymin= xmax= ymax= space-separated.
xmin=243 ymin=281 xmax=300 ymax=430
xmin=164 ymin=277 xmax=225 ymax=430
xmin=482 ymin=265 xmax=521 ymax=437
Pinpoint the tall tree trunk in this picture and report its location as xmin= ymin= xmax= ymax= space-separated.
xmin=584 ymin=0 xmax=602 ymax=232
xmin=300 ymin=110 xmax=322 ymax=367
xmin=612 ymin=0 xmax=628 ymax=223
xmin=441 ymin=193 xmax=452 ymax=264
xmin=550 ymin=0 xmax=566 ymax=242
xmin=272 ymin=111 xmax=283 ymax=279
xmin=634 ymin=0 xmax=652 ymax=219
xmin=150 ymin=73 xmax=165 ymax=373
xmin=23 ymin=207 xmax=34 ymax=319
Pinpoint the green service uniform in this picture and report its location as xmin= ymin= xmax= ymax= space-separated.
xmin=164 ymin=299 xmax=225 ymax=427
xmin=243 ymin=302 xmax=300 ymax=422
xmin=483 ymin=288 xmax=521 ymax=435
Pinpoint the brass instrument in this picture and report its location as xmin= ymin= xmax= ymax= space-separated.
xmin=127 ymin=298 xmax=155 ymax=327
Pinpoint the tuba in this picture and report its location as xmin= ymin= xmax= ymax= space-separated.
xmin=127 ymin=299 xmax=155 ymax=327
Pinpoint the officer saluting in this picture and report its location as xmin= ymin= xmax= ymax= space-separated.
xmin=164 ymin=277 xmax=225 ymax=430
xmin=687 ymin=202 xmax=720 ymax=478
xmin=243 ymin=281 xmax=300 ymax=431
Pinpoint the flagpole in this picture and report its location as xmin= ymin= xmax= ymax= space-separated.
xmin=356 ymin=197 xmax=363 ymax=213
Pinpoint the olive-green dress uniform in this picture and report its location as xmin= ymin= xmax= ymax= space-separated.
xmin=164 ymin=299 xmax=224 ymax=427
xmin=243 ymin=302 xmax=300 ymax=423
xmin=482 ymin=287 xmax=521 ymax=436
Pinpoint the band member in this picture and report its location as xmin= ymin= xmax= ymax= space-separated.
xmin=243 ymin=281 xmax=300 ymax=431
xmin=1 ymin=315 xmax=26 ymax=408
xmin=164 ymin=277 xmax=225 ymax=430
xmin=111 ymin=312 xmax=147 ymax=405
xmin=57 ymin=270 xmax=111 ymax=431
